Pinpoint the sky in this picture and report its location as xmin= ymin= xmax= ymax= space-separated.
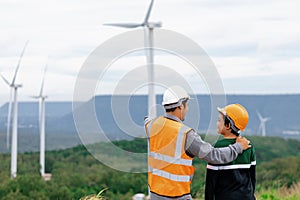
xmin=0 ymin=0 xmax=300 ymax=106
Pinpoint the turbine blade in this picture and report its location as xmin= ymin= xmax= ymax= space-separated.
xmin=256 ymin=111 xmax=263 ymax=121
xmin=144 ymin=0 xmax=154 ymax=24
xmin=103 ymin=23 xmax=142 ymax=28
xmin=6 ymin=89 xmax=13 ymax=149
xmin=0 ymin=73 xmax=11 ymax=86
xmin=40 ymin=64 xmax=48 ymax=96
xmin=12 ymin=40 xmax=29 ymax=85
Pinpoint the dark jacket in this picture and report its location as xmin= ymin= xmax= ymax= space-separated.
xmin=205 ymin=138 xmax=256 ymax=200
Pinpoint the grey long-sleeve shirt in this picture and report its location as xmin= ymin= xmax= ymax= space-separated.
xmin=185 ymin=130 xmax=242 ymax=164
xmin=163 ymin=114 xmax=243 ymax=164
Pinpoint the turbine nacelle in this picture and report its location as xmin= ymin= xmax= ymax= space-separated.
xmin=30 ymin=95 xmax=48 ymax=99
xmin=262 ymin=117 xmax=271 ymax=122
xmin=0 ymin=74 xmax=22 ymax=89
xmin=12 ymin=84 xmax=22 ymax=88
xmin=146 ymin=22 xmax=162 ymax=29
xmin=104 ymin=21 xmax=162 ymax=29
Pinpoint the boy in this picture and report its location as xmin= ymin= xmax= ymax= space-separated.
xmin=205 ymin=104 xmax=256 ymax=200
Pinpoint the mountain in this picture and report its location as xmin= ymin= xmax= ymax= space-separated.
xmin=69 ymin=94 xmax=300 ymax=139
xmin=0 ymin=94 xmax=299 ymax=152
xmin=0 ymin=101 xmax=73 ymax=133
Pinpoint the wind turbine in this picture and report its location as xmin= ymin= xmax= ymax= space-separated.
xmin=257 ymin=111 xmax=271 ymax=137
xmin=31 ymin=65 xmax=48 ymax=177
xmin=104 ymin=0 xmax=161 ymax=119
xmin=0 ymin=41 xmax=29 ymax=178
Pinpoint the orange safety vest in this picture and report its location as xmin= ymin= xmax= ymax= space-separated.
xmin=145 ymin=116 xmax=194 ymax=197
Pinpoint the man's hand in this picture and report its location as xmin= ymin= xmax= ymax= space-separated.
xmin=236 ymin=136 xmax=251 ymax=150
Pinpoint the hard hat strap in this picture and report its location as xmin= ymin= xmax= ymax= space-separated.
xmin=225 ymin=115 xmax=241 ymax=136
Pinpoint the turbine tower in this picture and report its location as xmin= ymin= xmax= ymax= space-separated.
xmin=104 ymin=0 xmax=161 ymax=119
xmin=31 ymin=65 xmax=48 ymax=177
xmin=257 ymin=111 xmax=271 ymax=137
xmin=0 ymin=41 xmax=29 ymax=178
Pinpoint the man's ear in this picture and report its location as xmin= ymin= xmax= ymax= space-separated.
xmin=179 ymin=104 xmax=184 ymax=110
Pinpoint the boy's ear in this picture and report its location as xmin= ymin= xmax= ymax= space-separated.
xmin=225 ymin=123 xmax=231 ymax=130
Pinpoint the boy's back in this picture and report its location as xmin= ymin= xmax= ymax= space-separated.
xmin=205 ymin=138 xmax=256 ymax=200
xmin=205 ymin=104 xmax=256 ymax=199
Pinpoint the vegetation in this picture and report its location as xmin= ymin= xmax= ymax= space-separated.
xmin=256 ymin=182 xmax=300 ymax=200
xmin=80 ymin=188 xmax=108 ymax=200
xmin=0 ymin=136 xmax=299 ymax=199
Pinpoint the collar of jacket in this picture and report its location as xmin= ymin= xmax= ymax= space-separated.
xmin=164 ymin=113 xmax=183 ymax=124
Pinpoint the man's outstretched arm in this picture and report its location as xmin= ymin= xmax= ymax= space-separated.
xmin=185 ymin=131 xmax=251 ymax=164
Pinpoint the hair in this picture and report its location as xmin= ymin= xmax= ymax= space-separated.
xmin=223 ymin=115 xmax=240 ymax=136
xmin=165 ymin=106 xmax=177 ymax=113
xmin=165 ymin=98 xmax=188 ymax=113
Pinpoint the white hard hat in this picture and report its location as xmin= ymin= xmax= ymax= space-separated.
xmin=162 ymin=86 xmax=190 ymax=109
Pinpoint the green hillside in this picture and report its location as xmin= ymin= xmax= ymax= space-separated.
xmin=0 ymin=136 xmax=299 ymax=199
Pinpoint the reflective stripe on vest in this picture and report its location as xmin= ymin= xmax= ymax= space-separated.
xmin=150 ymin=167 xmax=192 ymax=182
xmin=149 ymin=152 xmax=192 ymax=166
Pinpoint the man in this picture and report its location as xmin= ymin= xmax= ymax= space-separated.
xmin=144 ymin=86 xmax=251 ymax=200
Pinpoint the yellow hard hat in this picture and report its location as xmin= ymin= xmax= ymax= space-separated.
xmin=218 ymin=104 xmax=249 ymax=131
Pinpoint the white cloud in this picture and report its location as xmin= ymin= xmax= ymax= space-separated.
xmin=1 ymin=0 xmax=300 ymax=106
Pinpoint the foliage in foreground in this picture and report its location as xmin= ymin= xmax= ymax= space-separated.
xmin=256 ymin=182 xmax=300 ymax=200
xmin=80 ymin=188 xmax=108 ymax=200
xmin=0 ymin=137 xmax=299 ymax=199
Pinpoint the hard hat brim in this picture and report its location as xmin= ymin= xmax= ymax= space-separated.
xmin=162 ymin=96 xmax=192 ymax=106
xmin=217 ymin=107 xmax=226 ymax=115
xmin=163 ymin=97 xmax=191 ymax=109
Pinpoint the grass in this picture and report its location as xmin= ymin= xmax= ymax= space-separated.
xmin=193 ymin=182 xmax=300 ymax=200
xmin=256 ymin=182 xmax=300 ymax=200
xmin=80 ymin=188 xmax=108 ymax=200
xmin=79 ymin=183 xmax=300 ymax=200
